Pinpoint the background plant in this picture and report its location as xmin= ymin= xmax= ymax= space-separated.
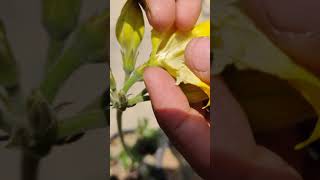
xmin=0 ymin=0 xmax=108 ymax=179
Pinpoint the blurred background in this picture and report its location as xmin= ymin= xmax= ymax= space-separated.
xmin=0 ymin=0 xmax=107 ymax=179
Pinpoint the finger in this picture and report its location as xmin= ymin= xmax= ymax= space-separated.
xmin=144 ymin=0 xmax=175 ymax=32
xmin=144 ymin=67 xmax=210 ymax=178
xmin=175 ymin=0 xmax=202 ymax=31
xmin=212 ymin=77 xmax=302 ymax=179
xmin=185 ymin=37 xmax=210 ymax=84
xmin=144 ymin=67 xmax=190 ymax=111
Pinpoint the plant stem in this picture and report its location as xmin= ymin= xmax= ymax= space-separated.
xmin=122 ymin=63 xmax=148 ymax=93
xmin=21 ymin=151 xmax=40 ymax=180
xmin=40 ymin=51 xmax=82 ymax=103
xmin=127 ymin=95 xmax=149 ymax=107
xmin=116 ymin=110 xmax=131 ymax=156
xmin=46 ymin=38 xmax=64 ymax=70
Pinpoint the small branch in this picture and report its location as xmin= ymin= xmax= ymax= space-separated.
xmin=127 ymin=95 xmax=150 ymax=107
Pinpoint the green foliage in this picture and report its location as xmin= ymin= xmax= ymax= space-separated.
xmin=0 ymin=20 xmax=18 ymax=88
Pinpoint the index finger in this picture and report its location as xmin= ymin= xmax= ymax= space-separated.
xmin=144 ymin=0 xmax=175 ymax=31
xmin=175 ymin=0 xmax=202 ymax=31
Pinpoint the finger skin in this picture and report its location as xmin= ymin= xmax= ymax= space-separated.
xmin=175 ymin=0 xmax=202 ymax=31
xmin=145 ymin=0 xmax=175 ymax=31
xmin=242 ymin=0 xmax=320 ymax=74
xmin=144 ymin=67 xmax=210 ymax=178
xmin=185 ymin=37 xmax=210 ymax=84
xmin=212 ymin=77 xmax=302 ymax=180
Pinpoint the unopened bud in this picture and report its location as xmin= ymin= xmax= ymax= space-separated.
xmin=42 ymin=0 xmax=82 ymax=40
xmin=116 ymin=0 xmax=144 ymax=74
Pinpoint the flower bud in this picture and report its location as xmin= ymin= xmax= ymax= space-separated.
xmin=42 ymin=0 xmax=82 ymax=40
xmin=26 ymin=90 xmax=55 ymax=139
xmin=116 ymin=0 xmax=144 ymax=74
xmin=0 ymin=20 xmax=18 ymax=88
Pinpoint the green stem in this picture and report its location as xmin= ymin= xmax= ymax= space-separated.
xmin=57 ymin=110 xmax=106 ymax=139
xmin=46 ymin=38 xmax=64 ymax=70
xmin=21 ymin=151 xmax=40 ymax=180
xmin=40 ymin=51 xmax=82 ymax=103
xmin=116 ymin=110 xmax=131 ymax=156
xmin=122 ymin=63 xmax=148 ymax=93
xmin=127 ymin=95 xmax=149 ymax=107
xmin=127 ymin=89 xmax=149 ymax=107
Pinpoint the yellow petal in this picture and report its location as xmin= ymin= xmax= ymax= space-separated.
xmin=150 ymin=21 xmax=211 ymax=106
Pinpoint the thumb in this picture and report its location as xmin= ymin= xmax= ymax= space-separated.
xmin=185 ymin=37 xmax=210 ymax=84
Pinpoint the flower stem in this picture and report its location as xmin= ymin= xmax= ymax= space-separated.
xmin=40 ymin=51 xmax=81 ymax=103
xmin=45 ymin=38 xmax=64 ymax=70
xmin=122 ymin=63 xmax=148 ymax=93
xmin=116 ymin=110 xmax=131 ymax=157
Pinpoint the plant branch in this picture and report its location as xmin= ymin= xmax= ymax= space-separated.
xmin=127 ymin=95 xmax=149 ymax=107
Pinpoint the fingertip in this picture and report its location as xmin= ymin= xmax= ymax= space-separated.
xmin=146 ymin=0 xmax=176 ymax=32
xmin=185 ymin=37 xmax=211 ymax=84
xmin=143 ymin=67 xmax=190 ymax=111
xmin=175 ymin=0 xmax=202 ymax=31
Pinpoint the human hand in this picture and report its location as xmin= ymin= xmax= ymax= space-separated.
xmin=144 ymin=37 xmax=210 ymax=179
xmin=141 ymin=0 xmax=202 ymax=31
xmin=242 ymin=0 xmax=320 ymax=74
xmin=213 ymin=77 xmax=304 ymax=180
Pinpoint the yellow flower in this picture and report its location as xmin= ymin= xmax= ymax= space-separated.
xmin=214 ymin=1 xmax=320 ymax=150
xmin=149 ymin=21 xmax=210 ymax=107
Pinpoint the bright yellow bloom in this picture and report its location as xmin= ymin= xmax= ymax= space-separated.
xmin=150 ymin=21 xmax=210 ymax=107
